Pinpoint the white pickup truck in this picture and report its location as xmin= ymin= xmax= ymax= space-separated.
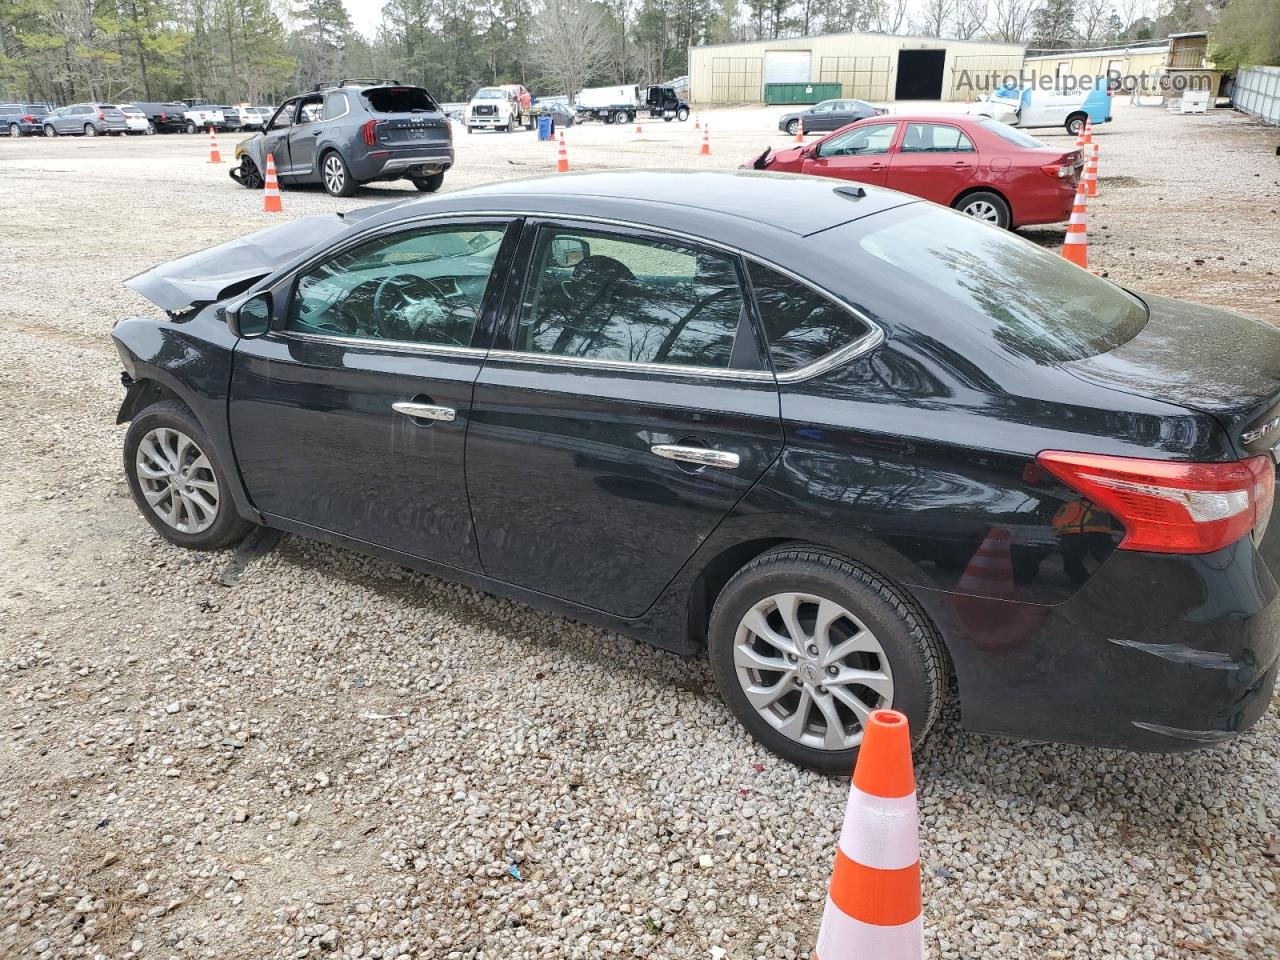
xmin=181 ymin=102 xmax=224 ymax=134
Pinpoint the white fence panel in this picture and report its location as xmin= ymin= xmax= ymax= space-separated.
xmin=1232 ymin=65 xmax=1280 ymax=125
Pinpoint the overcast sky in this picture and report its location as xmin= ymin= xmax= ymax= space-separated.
xmin=343 ymin=0 xmax=385 ymax=39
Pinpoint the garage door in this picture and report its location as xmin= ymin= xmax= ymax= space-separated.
xmin=764 ymin=50 xmax=812 ymax=86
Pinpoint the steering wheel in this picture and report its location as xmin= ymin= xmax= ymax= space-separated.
xmin=372 ymin=274 xmax=457 ymax=340
xmin=652 ymin=287 xmax=741 ymax=364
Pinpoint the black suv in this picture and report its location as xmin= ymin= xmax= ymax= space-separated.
xmin=231 ymin=79 xmax=454 ymax=197
xmin=1 ymin=102 xmax=51 ymax=137
xmin=132 ymin=102 xmax=190 ymax=134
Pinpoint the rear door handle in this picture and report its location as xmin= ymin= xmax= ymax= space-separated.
xmin=650 ymin=444 xmax=740 ymax=469
xmin=392 ymin=401 xmax=456 ymax=422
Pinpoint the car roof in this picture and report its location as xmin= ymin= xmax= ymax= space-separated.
xmin=400 ymin=171 xmax=916 ymax=238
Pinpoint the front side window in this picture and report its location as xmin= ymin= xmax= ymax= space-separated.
xmin=812 ymin=101 xmax=835 ymax=113
xmin=748 ymin=262 xmax=871 ymax=372
xmin=517 ymin=227 xmax=751 ymax=370
xmin=298 ymin=98 xmax=323 ymax=123
xmin=269 ymin=102 xmax=295 ymax=129
xmin=286 ymin=225 xmax=507 ymax=347
xmin=819 ymin=122 xmax=897 ymax=158
xmin=900 ymin=123 xmax=975 ymax=153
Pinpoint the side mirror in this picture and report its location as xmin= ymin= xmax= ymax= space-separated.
xmin=224 ymin=292 xmax=272 ymax=338
xmin=550 ymin=236 xmax=590 ymax=268
xmin=803 ymin=143 xmax=819 ymax=159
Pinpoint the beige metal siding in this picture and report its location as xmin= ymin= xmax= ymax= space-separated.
xmin=688 ymin=32 xmax=1026 ymax=105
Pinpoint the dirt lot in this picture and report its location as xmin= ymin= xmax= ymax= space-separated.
xmin=1 ymin=102 xmax=1279 ymax=960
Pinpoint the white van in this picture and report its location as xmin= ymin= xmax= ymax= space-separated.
xmin=968 ymin=82 xmax=1112 ymax=136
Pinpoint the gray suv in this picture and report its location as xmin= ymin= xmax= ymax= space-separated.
xmin=231 ymin=79 xmax=453 ymax=197
xmin=43 ymin=103 xmax=129 ymax=136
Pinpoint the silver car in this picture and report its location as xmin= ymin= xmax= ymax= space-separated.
xmin=43 ymin=103 xmax=129 ymax=136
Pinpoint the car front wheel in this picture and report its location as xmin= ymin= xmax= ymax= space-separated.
xmin=145 ymin=121 xmax=156 ymax=135
xmin=786 ymin=119 xmax=800 ymax=136
xmin=676 ymin=107 xmax=689 ymax=121
xmin=8 ymin=123 xmax=19 ymax=138
xmin=124 ymin=400 xmax=253 ymax=550
xmin=954 ymin=190 xmax=1011 ymax=229
xmin=186 ymin=121 xmax=197 ymax=134
xmin=321 ymin=150 xmax=357 ymax=197
xmin=44 ymin=123 xmax=56 ymax=137
xmin=707 ymin=548 xmax=947 ymax=772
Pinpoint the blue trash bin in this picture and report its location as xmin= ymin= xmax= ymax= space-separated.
xmin=537 ymin=114 xmax=553 ymax=141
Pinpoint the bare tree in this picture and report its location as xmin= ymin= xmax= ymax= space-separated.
xmin=532 ymin=0 xmax=613 ymax=99
xmin=867 ymin=0 xmax=909 ymax=31
xmin=988 ymin=0 xmax=1035 ymax=40
xmin=912 ymin=0 xmax=956 ymax=36
xmin=1077 ymin=0 xmax=1114 ymax=43
xmin=1115 ymin=0 xmax=1145 ymax=32
xmin=950 ymin=0 xmax=988 ymax=37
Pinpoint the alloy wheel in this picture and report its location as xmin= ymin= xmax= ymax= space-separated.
xmin=8 ymin=123 xmax=19 ymax=138
xmin=962 ymin=199 xmax=1001 ymax=223
xmin=323 ymin=154 xmax=345 ymax=195
xmin=84 ymin=124 xmax=96 ymax=136
xmin=134 ymin=427 xmax=220 ymax=534
xmin=733 ymin=592 xmax=894 ymax=751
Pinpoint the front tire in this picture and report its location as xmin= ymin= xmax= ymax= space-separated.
xmin=320 ymin=150 xmax=357 ymax=197
xmin=707 ymin=548 xmax=946 ymax=772
xmin=954 ymin=190 xmax=1011 ymax=229
xmin=8 ymin=123 xmax=20 ymax=138
xmin=677 ymin=107 xmax=689 ymax=121
xmin=412 ymin=172 xmax=445 ymax=193
xmin=124 ymin=400 xmax=253 ymax=551
xmin=43 ymin=123 xmax=56 ymax=137
xmin=146 ymin=121 xmax=156 ymax=135
xmin=186 ymin=121 xmax=197 ymax=134
xmin=786 ymin=119 xmax=800 ymax=136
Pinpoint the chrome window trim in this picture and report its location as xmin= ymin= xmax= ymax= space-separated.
xmin=268 ymin=209 xmax=885 ymax=384
xmin=273 ymin=328 xmax=489 ymax=359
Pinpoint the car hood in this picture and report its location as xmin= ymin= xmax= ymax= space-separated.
xmin=123 ymin=213 xmax=358 ymax=311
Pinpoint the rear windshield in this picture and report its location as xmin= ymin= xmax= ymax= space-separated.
xmin=978 ymin=119 xmax=1044 ymax=149
xmin=857 ymin=206 xmax=1147 ymax=363
xmin=363 ymin=87 xmax=438 ymax=114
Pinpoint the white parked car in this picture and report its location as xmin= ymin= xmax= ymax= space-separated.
xmin=116 ymin=104 xmax=152 ymax=134
xmin=182 ymin=104 xmax=224 ymax=134
xmin=239 ymin=106 xmax=272 ymax=130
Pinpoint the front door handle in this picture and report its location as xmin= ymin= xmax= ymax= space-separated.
xmin=392 ymin=401 xmax=456 ymax=422
xmin=650 ymin=444 xmax=740 ymax=469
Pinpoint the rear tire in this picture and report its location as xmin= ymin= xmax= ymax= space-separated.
xmin=1065 ymin=113 xmax=1087 ymax=136
xmin=954 ymin=190 xmax=1011 ymax=229
xmin=8 ymin=123 xmax=20 ymax=138
xmin=83 ymin=124 xmax=96 ymax=136
xmin=707 ymin=547 xmax=947 ymax=772
xmin=146 ymin=121 xmax=156 ymax=135
xmin=320 ymin=150 xmax=357 ymax=197
xmin=124 ymin=400 xmax=254 ymax=551
xmin=412 ymin=172 xmax=445 ymax=193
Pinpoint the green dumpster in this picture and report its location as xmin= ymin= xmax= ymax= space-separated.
xmin=763 ymin=82 xmax=842 ymax=105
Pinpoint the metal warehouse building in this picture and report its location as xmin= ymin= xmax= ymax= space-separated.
xmin=688 ymin=31 xmax=1026 ymax=105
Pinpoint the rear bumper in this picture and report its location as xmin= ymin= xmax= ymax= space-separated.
xmin=349 ymin=145 xmax=455 ymax=182
xmin=912 ymin=534 xmax=1280 ymax=751
xmin=1010 ymin=178 xmax=1079 ymax=227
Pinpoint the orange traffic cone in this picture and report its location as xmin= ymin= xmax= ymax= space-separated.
xmin=556 ymin=131 xmax=569 ymax=173
xmin=1083 ymin=118 xmax=1093 ymax=144
xmin=208 ymin=126 xmax=221 ymax=163
xmin=262 ymin=153 xmax=282 ymax=213
xmin=694 ymin=113 xmax=701 ymax=129
xmin=1061 ymin=181 xmax=1088 ymax=268
xmin=813 ymin=709 xmax=922 ymax=960
xmin=1085 ymin=142 xmax=1099 ymax=197
xmin=635 ymin=121 xmax=643 ymax=135
xmin=698 ymin=124 xmax=710 ymax=156
xmin=1074 ymin=127 xmax=1085 ymax=150
xmin=795 ymin=115 xmax=805 ymax=143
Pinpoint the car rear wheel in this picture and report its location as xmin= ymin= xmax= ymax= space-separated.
xmin=786 ymin=119 xmax=800 ymax=136
xmin=8 ymin=123 xmax=19 ymax=138
xmin=1065 ymin=113 xmax=1087 ymax=135
xmin=955 ymin=190 xmax=1011 ymax=229
xmin=320 ymin=150 xmax=357 ymax=197
xmin=707 ymin=547 xmax=946 ymax=772
xmin=43 ymin=123 xmax=56 ymax=137
xmin=614 ymin=110 xmax=629 ymax=125
xmin=83 ymin=124 xmax=96 ymax=136
xmin=412 ymin=172 xmax=445 ymax=193
xmin=124 ymin=400 xmax=253 ymax=551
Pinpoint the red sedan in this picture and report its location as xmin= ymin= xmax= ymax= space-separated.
xmin=748 ymin=114 xmax=1083 ymax=229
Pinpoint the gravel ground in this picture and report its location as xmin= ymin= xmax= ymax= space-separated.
xmin=1 ymin=101 xmax=1278 ymax=960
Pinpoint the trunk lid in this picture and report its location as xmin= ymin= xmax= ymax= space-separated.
xmin=1065 ymin=292 xmax=1280 ymax=459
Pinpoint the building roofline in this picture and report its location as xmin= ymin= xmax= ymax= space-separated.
xmin=1025 ymin=40 xmax=1169 ymax=59
xmin=689 ymin=30 xmax=1026 ymax=54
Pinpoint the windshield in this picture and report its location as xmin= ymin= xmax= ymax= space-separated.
xmin=363 ymin=87 xmax=438 ymax=113
xmin=474 ymin=88 xmax=505 ymax=100
xmin=978 ymin=119 xmax=1044 ymax=149
xmin=857 ymin=206 xmax=1148 ymax=363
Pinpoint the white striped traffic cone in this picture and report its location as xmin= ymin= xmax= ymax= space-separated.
xmin=814 ymin=709 xmax=922 ymax=960
xmin=1085 ymin=142 xmax=1099 ymax=197
xmin=1061 ymin=180 xmax=1088 ymax=268
xmin=556 ymin=131 xmax=569 ymax=173
xmin=795 ymin=115 xmax=805 ymax=142
xmin=262 ymin=153 xmax=282 ymax=212
xmin=208 ymin=126 xmax=221 ymax=163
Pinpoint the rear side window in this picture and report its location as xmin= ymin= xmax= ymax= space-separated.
xmin=363 ymin=87 xmax=438 ymax=114
xmin=748 ymin=262 xmax=871 ymax=372
xmin=323 ymin=92 xmax=349 ymax=119
xmin=978 ymin=119 xmax=1044 ymax=149
xmin=858 ymin=206 xmax=1147 ymax=362
xmin=517 ymin=227 xmax=752 ymax=370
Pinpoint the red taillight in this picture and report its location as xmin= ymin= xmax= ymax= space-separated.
xmin=22 ymin=114 xmax=35 ymax=122
xmin=1040 ymin=153 xmax=1076 ymax=178
xmin=1037 ymin=451 xmax=1276 ymax=554
xmin=97 ymin=110 xmax=105 ymax=121
xmin=362 ymin=118 xmax=380 ymax=145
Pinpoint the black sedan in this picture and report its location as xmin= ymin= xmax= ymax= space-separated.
xmin=778 ymin=98 xmax=885 ymax=136
xmin=112 ymin=172 xmax=1280 ymax=771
